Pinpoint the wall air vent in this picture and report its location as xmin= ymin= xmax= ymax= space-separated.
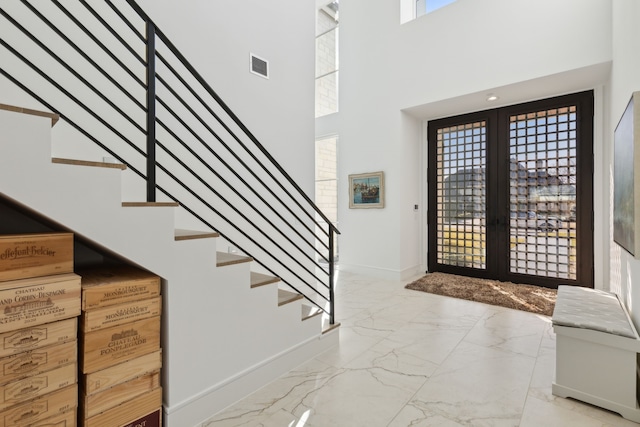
xmin=250 ymin=53 xmax=269 ymax=79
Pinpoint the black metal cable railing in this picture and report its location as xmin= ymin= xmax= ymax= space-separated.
xmin=0 ymin=0 xmax=339 ymax=324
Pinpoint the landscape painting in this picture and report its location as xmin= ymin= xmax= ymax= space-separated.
xmin=613 ymin=92 xmax=639 ymax=256
xmin=349 ymin=171 xmax=384 ymax=209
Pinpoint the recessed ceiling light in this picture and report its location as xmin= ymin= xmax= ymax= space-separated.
xmin=486 ymin=94 xmax=499 ymax=102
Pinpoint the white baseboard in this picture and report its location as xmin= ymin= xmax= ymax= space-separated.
xmin=163 ymin=328 xmax=340 ymax=427
xmin=338 ymin=263 xmax=422 ymax=281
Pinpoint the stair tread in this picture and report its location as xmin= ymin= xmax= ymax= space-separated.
xmin=122 ymin=202 xmax=179 ymax=207
xmin=301 ymin=304 xmax=323 ymax=321
xmin=278 ymin=289 xmax=303 ymax=306
xmin=216 ymin=252 xmax=253 ymax=267
xmin=174 ymin=229 xmax=219 ymax=241
xmin=250 ymin=272 xmax=280 ymax=288
xmin=0 ymin=103 xmax=59 ymax=127
xmin=322 ymin=322 xmax=341 ymax=334
xmin=52 ymin=157 xmax=127 ymax=170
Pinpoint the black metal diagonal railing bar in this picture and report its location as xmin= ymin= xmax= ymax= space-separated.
xmin=104 ymin=0 xmax=145 ymax=44
xmin=0 ymin=0 xmax=338 ymax=325
xmin=76 ymin=0 xmax=145 ymax=63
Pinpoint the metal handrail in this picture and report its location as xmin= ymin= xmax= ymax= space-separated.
xmin=0 ymin=0 xmax=338 ymax=324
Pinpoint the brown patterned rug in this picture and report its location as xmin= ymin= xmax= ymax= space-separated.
xmin=406 ymin=272 xmax=557 ymax=316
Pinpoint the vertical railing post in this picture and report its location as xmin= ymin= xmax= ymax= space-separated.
xmin=328 ymin=226 xmax=335 ymax=325
xmin=145 ymin=20 xmax=156 ymax=202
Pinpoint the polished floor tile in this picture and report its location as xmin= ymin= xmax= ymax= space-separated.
xmin=203 ymin=270 xmax=637 ymax=426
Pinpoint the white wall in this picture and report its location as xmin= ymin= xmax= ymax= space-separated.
xmin=609 ymin=0 xmax=640 ymax=327
xmin=339 ymin=0 xmax=613 ymax=280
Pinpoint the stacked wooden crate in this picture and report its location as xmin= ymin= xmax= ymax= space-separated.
xmin=0 ymin=233 xmax=80 ymax=426
xmin=77 ymin=265 xmax=162 ymax=427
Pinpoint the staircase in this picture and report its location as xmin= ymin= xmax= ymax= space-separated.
xmin=0 ymin=105 xmax=339 ymax=426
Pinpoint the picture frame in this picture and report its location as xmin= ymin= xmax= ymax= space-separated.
xmin=613 ymin=91 xmax=640 ymax=257
xmin=349 ymin=171 xmax=385 ymax=209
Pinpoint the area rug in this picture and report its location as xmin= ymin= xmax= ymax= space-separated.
xmin=406 ymin=272 xmax=557 ymax=316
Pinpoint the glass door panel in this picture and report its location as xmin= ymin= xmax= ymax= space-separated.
xmin=508 ymin=107 xmax=578 ymax=280
xmin=435 ymin=121 xmax=487 ymax=269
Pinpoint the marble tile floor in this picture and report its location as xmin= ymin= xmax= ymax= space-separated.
xmin=203 ymin=270 xmax=637 ymax=426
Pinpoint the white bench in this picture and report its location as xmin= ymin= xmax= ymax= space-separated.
xmin=552 ymin=285 xmax=640 ymax=422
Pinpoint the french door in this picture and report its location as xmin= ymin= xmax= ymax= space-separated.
xmin=427 ymin=91 xmax=594 ymax=288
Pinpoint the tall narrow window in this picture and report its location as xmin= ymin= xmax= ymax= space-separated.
xmin=315 ymin=2 xmax=339 ymax=118
xmin=315 ymin=136 xmax=338 ymax=261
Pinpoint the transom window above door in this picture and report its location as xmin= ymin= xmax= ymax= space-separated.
xmin=401 ymin=0 xmax=457 ymax=23
xmin=416 ymin=0 xmax=457 ymax=17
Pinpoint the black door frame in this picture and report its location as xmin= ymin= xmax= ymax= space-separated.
xmin=427 ymin=91 xmax=594 ymax=289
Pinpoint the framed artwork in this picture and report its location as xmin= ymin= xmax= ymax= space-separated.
xmin=613 ymin=91 xmax=640 ymax=257
xmin=349 ymin=171 xmax=384 ymax=209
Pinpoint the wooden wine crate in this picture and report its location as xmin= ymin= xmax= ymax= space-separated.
xmin=0 ymin=363 xmax=76 ymax=411
xmin=0 ymin=318 xmax=76 ymax=358
xmin=120 ymin=408 xmax=161 ymax=427
xmin=78 ymin=266 xmax=160 ymax=310
xmin=82 ymin=350 xmax=162 ymax=395
xmin=80 ymin=316 xmax=160 ymax=374
xmin=80 ymin=370 xmax=160 ymax=419
xmin=0 ymin=384 xmax=77 ymax=427
xmin=82 ymin=387 xmax=161 ymax=427
xmin=0 ymin=233 xmax=73 ymax=282
xmin=0 ymin=274 xmax=81 ymax=334
xmin=0 ymin=340 xmax=76 ymax=385
xmin=80 ymin=296 xmax=161 ymax=333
